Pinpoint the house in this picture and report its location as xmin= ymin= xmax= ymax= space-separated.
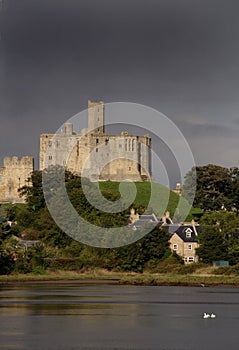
xmin=128 ymin=208 xmax=201 ymax=263
xmin=168 ymin=224 xmax=201 ymax=264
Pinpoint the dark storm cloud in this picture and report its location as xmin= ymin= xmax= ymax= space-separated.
xmin=176 ymin=119 xmax=239 ymax=138
xmin=1 ymin=0 xmax=239 ymax=177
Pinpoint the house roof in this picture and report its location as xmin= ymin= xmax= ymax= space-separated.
xmin=165 ymin=225 xmax=202 ymax=242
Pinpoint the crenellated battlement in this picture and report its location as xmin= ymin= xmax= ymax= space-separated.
xmin=3 ymin=156 xmax=34 ymax=168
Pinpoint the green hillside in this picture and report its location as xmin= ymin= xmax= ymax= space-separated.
xmin=99 ymin=181 xmax=196 ymax=221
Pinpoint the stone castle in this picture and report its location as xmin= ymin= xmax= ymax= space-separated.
xmin=40 ymin=100 xmax=152 ymax=182
xmin=0 ymin=156 xmax=34 ymax=203
xmin=0 ymin=100 xmax=152 ymax=203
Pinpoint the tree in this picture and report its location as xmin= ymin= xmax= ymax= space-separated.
xmin=196 ymin=226 xmax=228 ymax=263
xmin=229 ymin=167 xmax=239 ymax=214
xmin=19 ymin=170 xmax=45 ymax=212
xmin=183 ymin=164 xmax=232 ymax=211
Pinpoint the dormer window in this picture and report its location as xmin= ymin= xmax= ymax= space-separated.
xmin=185 ymin=228 xmax=192 ymax=238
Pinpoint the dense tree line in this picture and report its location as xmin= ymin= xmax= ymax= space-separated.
xmin=0 ymin=167 xmax=172 ymax=274
xmin=183 ymin=164 xmax=239 ymax=212
xmin=2 ymin=164 xmax=239 ymax=274
xmin=196 ymin=211 xmax=239 ymax=264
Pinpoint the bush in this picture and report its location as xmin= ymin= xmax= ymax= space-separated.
xmin=0 ymin=254 xmax=14 ymax=275
xmin=213 ymin=264 xmax=239 ymax=275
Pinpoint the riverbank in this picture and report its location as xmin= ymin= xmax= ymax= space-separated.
xmin=1 ymin=268 xmax=239 ymax=286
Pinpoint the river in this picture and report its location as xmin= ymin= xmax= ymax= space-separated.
xmin=0 ymin=281 xmax=239 ymax=350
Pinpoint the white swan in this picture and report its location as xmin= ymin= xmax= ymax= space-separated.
xmin=203 ymin=313 xmax=210 ymax=319
xmin=210 ymin=313 xmax=216 ymax=318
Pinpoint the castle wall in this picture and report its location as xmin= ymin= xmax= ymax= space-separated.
xmin=0 ymin=156 xmax=34 ymax=203
xmin=39 ymin=100 xmax=152 ymax=182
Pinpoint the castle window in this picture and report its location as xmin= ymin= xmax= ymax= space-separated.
xmin=49 ymin=155 xmax=52 ymax=160
xmin=96 ymin=148 xmax=98 ymax=152
xmin=77 ymin=141 xmax=79 ymax=156
xmin=132 ymin=140 xmax=135 ymax=151
xmin=125 ymin=139 xmax=127 ymax=151
xmin=119 ymin=144 xmax=122 ymax=149
xmin=48 ymin=141 xmax=52 ymax=147
xmin=173 ymin=244 xmax=178 ymax=250
xmin=129 ymin=167 xmax=131 ymax=171
xmin=56 ymin=140 xmax=60 ymax=148
xmin=128 ymin=139 xmax=131 ymax=151
xmin=188 ymin=244 xmax=192 ymax=250
xmin=96 ymin=138 xmax=99 ymax=144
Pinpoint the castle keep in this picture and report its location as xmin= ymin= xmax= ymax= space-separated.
xmin=0 ymin=100 xmax=152 ymax=203
xmin=40 ymin=100 xmax=152 ymax=181
xmin=0 ymin=157 xmax=34 ymax=203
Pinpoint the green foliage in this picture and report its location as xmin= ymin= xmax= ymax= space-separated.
xmin=100 ymin=181 xmax=193 ymax=219
xmin=1 ymin=167 xmax=201 ymax=274
xmin=213 ymin=264 xmax=239 ymax=275
xmin=196 ymin=226 xmax=228 ymax=264
xmin=183 ymin=164 xmax=239 ymax=213
xmin=0 ymin=248 xmax=14 ymax=275
xmin=183 ymin=164 xmax=232 ymax=211
xmin=229 ymin=167 xmax=239 ymax=213
xmin=19 ymin=171 xmax=45 ymax=212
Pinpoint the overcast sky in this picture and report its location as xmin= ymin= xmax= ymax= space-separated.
xmin=1 ymin=0 xmax=239 ymax=185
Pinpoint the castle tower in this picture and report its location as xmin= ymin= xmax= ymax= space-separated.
xmin=88 ymin=100 xmax=105 ymax=134
xmin=0 ymin=156 xmax=34 ymax=203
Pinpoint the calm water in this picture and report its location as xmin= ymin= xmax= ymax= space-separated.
xmin=0 ymin=281 xmax=239 ymax=350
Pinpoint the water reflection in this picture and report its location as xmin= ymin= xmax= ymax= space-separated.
xmin=1 ymin=283 xmax=239 ymax=349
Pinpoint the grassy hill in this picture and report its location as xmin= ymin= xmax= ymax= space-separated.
xmin=99 ymin=181 xmax=198 ymax=221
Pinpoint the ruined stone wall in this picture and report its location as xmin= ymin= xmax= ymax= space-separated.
xmin=39 ymin=101 xmax=152 ymax=182
xmin=0 ymin=156 xmax=34 ymax=203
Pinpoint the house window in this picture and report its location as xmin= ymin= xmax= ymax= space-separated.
xmin=188 ymin=256 xmax=194 ymax=263
xmin=188 ymin=244 xmax=192 ymax=250
xmin=185 ymin=228 xmax=192 ymax=238
xmin=173 ymin=244 xmax=178 ymax=250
